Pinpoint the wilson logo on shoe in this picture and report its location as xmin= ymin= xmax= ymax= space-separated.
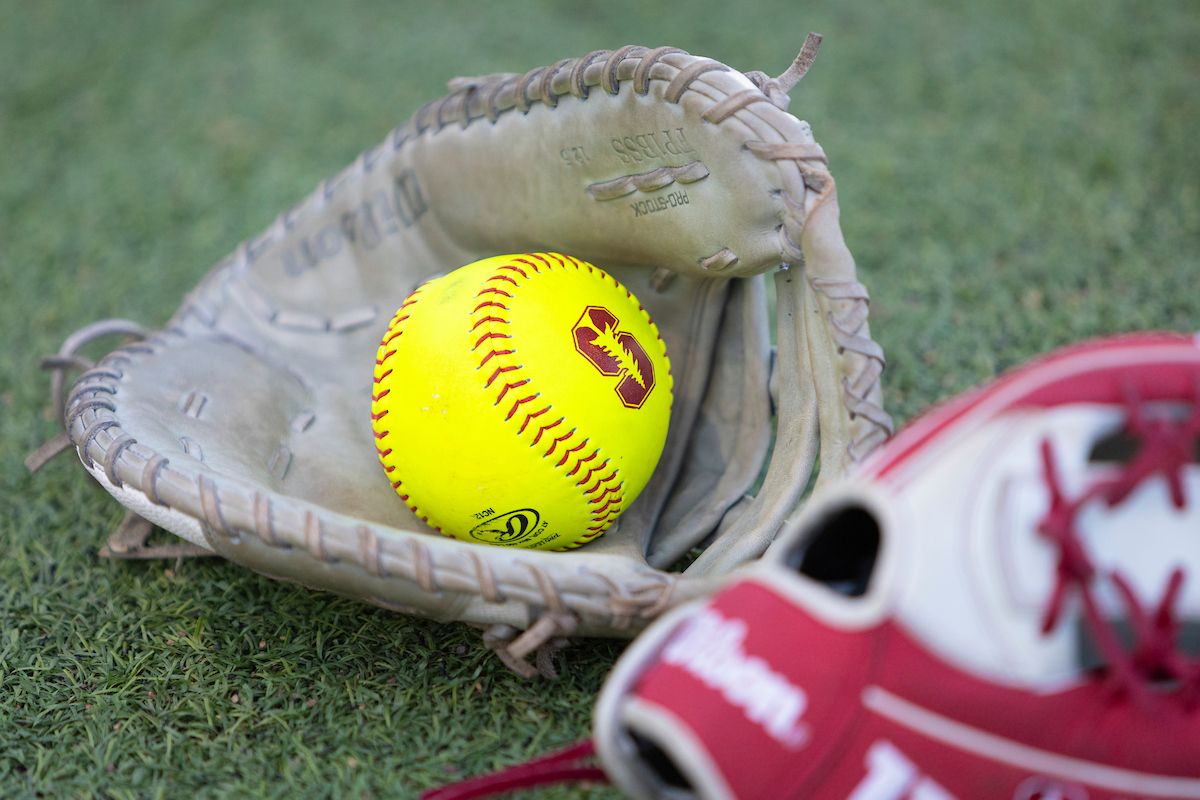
xmin=660 ymin=608 xmax=810 ymax=749
xmin=572 ymin=306 xmax=656 ymax=408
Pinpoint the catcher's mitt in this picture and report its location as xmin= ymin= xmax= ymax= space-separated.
xmin=32 ymin=37 xmax=891 ymax=675
xmin=590 ymin=333 xmax=1200 ymax=798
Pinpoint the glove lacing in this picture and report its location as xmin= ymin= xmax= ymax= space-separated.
xmin=1037 ymin=382 xmax=1200 ymax=709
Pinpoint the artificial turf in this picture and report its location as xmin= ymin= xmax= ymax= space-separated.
xmin=3 ymin=1 xmax=1197 ymax=797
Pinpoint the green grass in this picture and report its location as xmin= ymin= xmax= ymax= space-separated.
xmin=3 ymin=0 xmax=1198 ymax=796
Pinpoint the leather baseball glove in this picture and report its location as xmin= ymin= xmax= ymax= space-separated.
xmin=31 ymin=36 xmax=891 ymax=676
xmin=588 ymin=333 xmax=1200 ymax=798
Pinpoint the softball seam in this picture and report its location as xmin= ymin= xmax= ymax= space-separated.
xmin=470 ymin=252 xmax=648 ymax=548
xmin=372 ymin=289 xmax=450 ymax=537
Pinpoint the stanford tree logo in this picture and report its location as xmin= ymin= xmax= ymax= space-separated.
xmin=572 ymin=306 xmax=656 ymax=409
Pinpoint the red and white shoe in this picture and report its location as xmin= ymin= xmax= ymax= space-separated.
xmin=594 ymin=333 xmax=1200 ymax=800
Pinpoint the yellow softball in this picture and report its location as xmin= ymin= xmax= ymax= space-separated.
xmin=371 ymin=253 xmax=673 ymax=550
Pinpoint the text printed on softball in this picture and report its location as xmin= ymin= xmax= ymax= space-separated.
xmin=469 ymin=508 xmax=547 ymax=546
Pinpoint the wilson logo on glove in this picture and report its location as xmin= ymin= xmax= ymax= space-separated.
xmin=573 ymin=306 xmax=656 ymax=409
xmin=660 ymin=608 xmax=810 ymax=749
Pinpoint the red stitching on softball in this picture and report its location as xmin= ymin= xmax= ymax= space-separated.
xmin=476 ymin=287 xmax=513 ymax=298
xmin=589 ymin=517 xmax=621 ymax=533
xmin=473 ymin=331 xmax=512 ymax=350
xmin=589 ymin=483 xmax=623 ymax=505
xmin=488 ymin=274 xmax=519 ymax=287
xmin=555 ymin=438 xmax=588 ymax=468
xmin=565 ymin=448 xmax=599 ymax=478
xmin=586 ymin=518 xmax=616 ymax=532
xmin=373 ymin=283 xmax=418 ymax=424
xmin=519 ymin=255 xmax=548 ymax=273
xmin=575 ymin=459 xmax=611 ymax=488
xmin=477 ymin=349 xmax=516 ymax=369
xmin=472 ymin=316 xmax=509 ymax=331
xmin=373 ymin=429 xmax=389 ymax=440
xmin=531 ymin=417 xmax=563 ymax=447
xmin=518 ymin=406 xmax=551 ymax=435
xmin=499 ymin=264 xmax=528 ymax=279
xmin=592 ymin=513 xmax=622 ymax=529
xmin=375 ymin=446 xmax=392 ymax=458
xmin=486 ymin=365 xmax=520 ymax=388
xmin=592 ymin=497 xmax=623 ymax=516
xmin=473 ymin=301 xmax=509 ymax=313
xmin=589 ymin=497 xmax=621 ymax=515
xmin=496 ymin=379 xmax=531 ymax=406
xmin=544 ymin=428 xmax=575 ymax=458
xmin=389 ymin=477 xmax=450 ymax=537
xmin=583 ymin=469 xmax=620 ymax=495
xmin=506 ymin=394 xmax=538 ymax=421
